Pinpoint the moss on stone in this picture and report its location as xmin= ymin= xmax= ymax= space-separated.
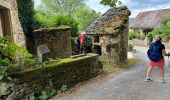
xmin=33 ymin=25 xmax=71 ymax=33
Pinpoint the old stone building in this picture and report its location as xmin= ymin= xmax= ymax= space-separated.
xmin=130 ymin=8 xmax=170 ymax=35
xmin=85 ymin=6 xmax=131 ymax=65
xmin=0 ymin=0 xmax=25 ymax=47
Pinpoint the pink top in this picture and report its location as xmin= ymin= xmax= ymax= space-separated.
xmin=79 ymin=34 xmax=85 ymax=43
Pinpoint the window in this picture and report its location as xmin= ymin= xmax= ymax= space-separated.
xmin=94 ymin=36 xmax=99 ymax=43
xmin=0 ymin=7 xmax=12 ymax=37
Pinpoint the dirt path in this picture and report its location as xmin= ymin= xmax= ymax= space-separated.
xmin=51 ymin=46 xmax=170 ymax=100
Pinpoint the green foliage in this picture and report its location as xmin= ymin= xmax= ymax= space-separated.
xmin=25 ymin=92 xmax=35 ymax=100
xmin=34 ymin=14 xmax=78 ymax=37
xmin=148 ymin=17 xmax=170 ymax=41
xmin=71 ymin=37 xmax=79 ymax=55
xmin=50 ymin=16 xmax=79 ymax=37
xmin=0 ymin=37 xmax=32 ymax=80
xmin=35 ymin=0 xmax=100 ymax=33
xmin=74 ymin=7 xmax=101 ymax=31
xmin=148 ymin=28 xmax=161 ymax=37
xmin=17 ymin=0 xmax=35 ymax=37
xmin=0 ymin=66 xmax=7 ymax=80
xmin=139 ymin=34 xmax=145 ymax=40
xmin=40 ymin=0 xmax=87 ymax=16
xmin=161 ymin=17 xmax=170 ymax=28
xmin=26 ymin=85 xmax=67 ymax=100
xmin=128 ymin=32 xmax=145 ymax=40
xmin=39 ymin=85 xmax=67 ymax=100
xmin=100 ymin=0 xmax=122 ymax=8
xmin=84 ymin=35 xmax=92 ymax=47
xmin=128 ymin=32 xmax=138 ymax=40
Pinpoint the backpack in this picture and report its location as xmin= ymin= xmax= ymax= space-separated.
xmin=147 ymin=43 xmax=162 ymax=61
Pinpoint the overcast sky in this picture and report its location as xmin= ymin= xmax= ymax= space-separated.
xmin=34 ymin=0 xmax=170 ymax=18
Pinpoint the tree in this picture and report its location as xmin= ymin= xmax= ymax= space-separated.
xmin=148 ymin=17 xmax=170 ymax=41
xmin=17 ymin=0 xmax=35 ymax=37
xmin=17 ymin=0 xmax=36 ymax=53
xmin=74 ymin=7 xmax=101 ymax=31
xmin=35 ymin=0 xmax=101 ymax=34
xmin=40 ymin=0 xmax=87 ymax=16
xmin=100 ymin=0 xmax=121 ymax=8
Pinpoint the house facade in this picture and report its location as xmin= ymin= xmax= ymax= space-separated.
xmin=85 ymin=6 xmax=131 ymax=65
xmin=130 ymin=8 xmax=170 ymax=35
xmin=0 ymin=0 xmax=25 ymax=47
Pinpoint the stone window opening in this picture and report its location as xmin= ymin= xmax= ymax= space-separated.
xmin=94 ymin=36 xmax=99 ymax=43
xmin=0 ymin=6 xmax=12 ymax=38
xmin=94 ymin=45 xmax=102 ymax=55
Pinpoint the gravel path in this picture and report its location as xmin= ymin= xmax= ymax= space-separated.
xmin=51 ymin=46 xmax=170 ymax=100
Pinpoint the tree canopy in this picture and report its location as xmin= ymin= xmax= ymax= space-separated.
xmin=100 ymin=0 xmax=122 ymax=8
xmin=40 ymin=0 xmax=87 ymax=16
xmin=35 ymin=0 xmax=101 ymax=34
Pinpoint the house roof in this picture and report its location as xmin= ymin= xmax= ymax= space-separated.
xmin=130 ymin=8 xmax=170 ymax=29
xmin=85 ymin=6 xmax=130 ymax=35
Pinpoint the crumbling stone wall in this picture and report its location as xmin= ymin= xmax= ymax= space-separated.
xmin=0 ymin=0 xmax=26 ymax=47
xmin=0 ymin=54 xmax=102 ymax=100
xmin=34 ymin=27 xmax=72 ymax=58
xmin=86 ymin=6 xmax=131 ymax=65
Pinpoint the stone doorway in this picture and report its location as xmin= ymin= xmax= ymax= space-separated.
xmin=0 ymin=6 xmax=12 ymax=38
xmin=0 ymin=10 xmax=4 ymax=36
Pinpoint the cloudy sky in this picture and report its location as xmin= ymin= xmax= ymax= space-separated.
xmin=34 ymin=0 xmax=170 ymax=18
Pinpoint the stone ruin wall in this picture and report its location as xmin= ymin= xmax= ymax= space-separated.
xmin=34 ymin=28 xmax=72 ymax=59
xmin=86 ymin=6 xmax=130 ymax=65
xmin=0 ymin=0 xmax=25 ymax=47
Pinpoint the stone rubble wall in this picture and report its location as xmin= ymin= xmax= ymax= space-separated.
xmin=34 ymin=28 xmax=72 ymax=58
xmin=0 ymin=54 xmax=102 ymax=100
xmin=86 ymin=6 xmax=131 ymax=65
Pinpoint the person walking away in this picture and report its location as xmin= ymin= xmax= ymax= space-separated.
xmin=145 ymin=35 xmax=169 ymax=83
xmin=79 ymin=32 xmax=85 ymax=54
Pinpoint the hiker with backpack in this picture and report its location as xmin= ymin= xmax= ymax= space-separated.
xmin=145 ymin=35 xmax=170 ymax=83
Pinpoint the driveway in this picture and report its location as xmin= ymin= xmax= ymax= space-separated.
xmin=51 ymin=46 xmax=170 ymax=100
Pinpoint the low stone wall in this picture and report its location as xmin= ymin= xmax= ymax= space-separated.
xmin=34 ymin=27 xmax=72 ymax=58
xmin=129 ymin=39 xmax=148 ymax=47
xmin=0 ymin=54 xmax=102 ymax=100
xmin=129 ymin=39 xmax=170 ymax=49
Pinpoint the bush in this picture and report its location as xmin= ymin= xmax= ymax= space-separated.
xmin=148 ymin=28 xmax=161 ymax=37
xmin=0 ymin=37 xmax=32 ymax=80
xmin=50 ymin=16 xmax=79 ymax=37
xmin=128 ymin=32 xmax=138 ymax=40
xmin=17 ymin=0 xmax=35 ymax=37
xmin=140 ymin=34 xmax=145 ymax=40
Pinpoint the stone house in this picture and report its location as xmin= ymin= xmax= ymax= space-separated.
xmin=85 ymin=6 xmax=131 ymax=65
xmin=0 ymin=0 xmax=25 ymax=47
xmin=130 ymin=8 xmax=170 ymax=35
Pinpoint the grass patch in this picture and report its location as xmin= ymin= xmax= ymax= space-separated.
xmin=103 ymin=58 xmax=140 ymax=74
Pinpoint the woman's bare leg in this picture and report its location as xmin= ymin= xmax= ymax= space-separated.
xmin=159 ymin=67 xmax=164 ymax=79
xmin=146 ymin=66 xmax=153 ymax=78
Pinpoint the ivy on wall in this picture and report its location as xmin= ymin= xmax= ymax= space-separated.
xmin=16 ymin=0 xmax=36 ymax=53
xmin=16 ymin=0 xmax=35 ymax=38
